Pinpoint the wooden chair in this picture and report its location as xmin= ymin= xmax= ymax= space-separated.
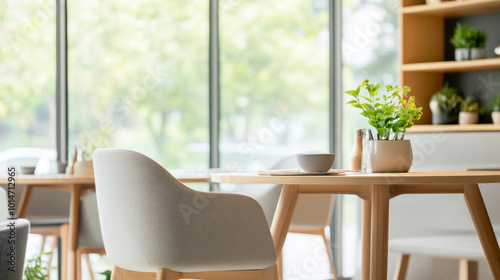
xmin=271 ymin=156 xmax=337 ymax=279
xmin=93 ymin=148 xmax=278 ymax=280
xmin=76 ymin=192 xmax=106 ymax=280
xmin=220 ymin=156 xmax=337 ymax=279
xmin=390 ymin=233 xmax=500 ymax=280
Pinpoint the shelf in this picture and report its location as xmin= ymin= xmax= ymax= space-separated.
xmin=407 ymin=124 xmax=500 ymax=133
xmin=402 ymin=58 xmax=500 ymax=73
xmin=402 ymin=0 xmax=500 ymax=17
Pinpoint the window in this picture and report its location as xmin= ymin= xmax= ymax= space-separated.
xmin=219 ymin=0 xmax=330 ymax=171
xmin=67 ymin=0 xmax=210 ymax=170
xmin=341 ymin=0 xmax=399 ymax=277
xmin=0 ymin=0 xmax=57 ymax=173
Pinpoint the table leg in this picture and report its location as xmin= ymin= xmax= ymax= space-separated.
xmin=361 ymin=199 xmax=371 ymax=280
xmin=270 ymin=184 xmax=299 ymax=258
xmin=18 ymin=185 xmax=34 ymax=218
xmin=66 ymin=185 xmax=82 ymax=280
xmin=463 ymin=184 xmax=500 ymax=278
xmin=370 ymin=185 xmax=390 ymax=280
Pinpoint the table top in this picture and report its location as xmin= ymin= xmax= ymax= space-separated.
xmin=0 ymin=171 xmax=212 ymax=185
xmin=211 ymin=170 xmax=500 ymax=185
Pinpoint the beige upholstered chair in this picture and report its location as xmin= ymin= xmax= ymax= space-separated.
xmin=220 ymin=156 xmax=337 ymax=279
xmin=93 ymin=148 xmax=278 ymax=280
xmin=390 ymin=233 xmax=500 ymax=280
xmin=76 ymin=192 xmax=105 ymax=280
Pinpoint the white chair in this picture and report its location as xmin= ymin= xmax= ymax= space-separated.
xmin=93 ymin=148 xmax=278 ymax=280
xmin=76 ymin=191 xmax=105 ymax=280
xmin=271 ymin=156 xmax=337 ymax=279
xmin=219 ymin=156 xmax=337 ymax=279
xmin=390 ymin=233 xmax=500 ymax=280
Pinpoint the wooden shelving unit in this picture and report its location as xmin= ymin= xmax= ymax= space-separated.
xmin=402 ymin=0 xmax=500 ymax=17
xmin=403 ymin=58 xmax=500 ymax=73
xmin=400 ymin=0 xmax=500 ymax=128
xmin=407 ymin=124 xmax=500 ymax=133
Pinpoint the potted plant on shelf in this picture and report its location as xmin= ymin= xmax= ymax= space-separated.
xmin=450 ymin=23 xmax=487 ymax=61
xmin=429 ymin=83 xmax=463 ymax=125
xmin=459 ymin=97 xmax=484 ymax=125
xmin=346 ymin=79 xmax=423 ymax=173
xmin=487 ymin=94 xmax=500 ymax=125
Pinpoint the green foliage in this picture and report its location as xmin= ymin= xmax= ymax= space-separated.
xmin=460 ymin=97 xmax=484 ymax=114
xmin=488 ymin=95 xmax=500 ymax=111
xmin=429 ymin=83 xmax=463 ymax=113
xmin=100 ymin=270 xmax=112 ymax=280
xmin=450 ymin=23 xmax=487 ymax=49
xmin=345 ymin=79 xmax=423 ymax=140
xmin=77 ymin=126 xmax=111 ymax=161
xmin=23 ymin=254 xmax=49 ymax=280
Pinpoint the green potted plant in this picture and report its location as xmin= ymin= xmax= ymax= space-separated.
xmin=345 ymin=79 xmax=423 ymax=172
xmin=487 ymin=94 xmax=500 ymax=125
xmin=66 ymin=128 xmax=110 ymax=175
xmin=459 ymin=96 xmax=484 ymax=125
xmin=429 ymin=83 xmax=463 ymax=124
xmin=450 ymin=23 xmax=487 ymax=61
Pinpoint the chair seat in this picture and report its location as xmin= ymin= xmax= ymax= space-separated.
xmin=389 ymin=234 xmax=500 ymax=260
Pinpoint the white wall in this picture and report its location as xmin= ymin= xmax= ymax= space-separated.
xmin=388 ymin=131 xmax=500 ymax=280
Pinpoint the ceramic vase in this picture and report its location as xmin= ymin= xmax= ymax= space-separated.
xmin=432 ymin=111 xmax=459 ymax=124
xmin=459 ymin=112 xmax=479 ymax=125
xmin=73 ymin=160 xmax=94 ymax=175
xmin=455 ymin=48 xmax=486 ymax=61
xmin=368 ymin=140 xmax=413 ymax=173
xmin=492 ymin=111 xmax=500 ymax=125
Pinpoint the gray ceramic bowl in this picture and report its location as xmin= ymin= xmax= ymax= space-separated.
xmin=20 ymin=166 xmax=36 ymax=174
xmin=296 ymin=153 xmax=335 ymax=172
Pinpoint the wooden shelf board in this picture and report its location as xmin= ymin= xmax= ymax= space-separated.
xmin=402 ymin=0 xmax=500 ymax=17
xmin=407 ymin=124 xmax=500 ymax=133
xmin=402 ymin=58 xmax=500 ymax=73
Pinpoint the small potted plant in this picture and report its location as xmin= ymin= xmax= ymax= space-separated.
xmin=429 ymin=83 xmax=463 ymax=125
xmin=450 ymin=23 xmax=487 ymax=61
xmin=459 ymin=97 xmax=484 ymax=125
xmin=345 ymin=79 xmax=423 ymax=172
xmin=67 ymin=128 xmax=110 ymax=175
xmin=487 ymin=94 xmax=500 ymax=125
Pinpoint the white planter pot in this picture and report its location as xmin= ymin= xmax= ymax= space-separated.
xmin=471 ymin=48 xmax=486 ymax=60
xmin=492 ymin=111 xmax=500 ymax=125
xmin=459 ymin=112 xmax=479 ymax=125
xmin=368 ymin=140 xmax=413 ymax=173
xmin=73 ymin=160 xmax=94 ymax=175
xmin=455 ymin=48 xmax=486 ymax=61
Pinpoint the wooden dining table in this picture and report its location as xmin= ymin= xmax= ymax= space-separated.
xmin=211 ymin=170 xmax=500 ymax=280
xmin=0 ymin=172 xmax=211 ymax=280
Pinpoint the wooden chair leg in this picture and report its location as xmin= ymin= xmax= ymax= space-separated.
xmin=111 ymin=265 xmax=156 ymax=280
xmin=262 ymin=264 xmax=279 ymax=280
xmin=393 ymin=254 xmax=410 ymax=280
xmin=320 ymin=230 xmax=337 ymax=279
xmin=459 ymin=259 xmax=478 ymax=280
xmin=84 ymin=253 xmax=96 ymax=280
xmin=156 ymin=268 xmax=181 ymax=280
xmin=277 ymin=253 xmax=283 ymax=280
xmin=60 ymin=224 xmax=69 ymax=280
xmin=40 ymin=235 xmax=47 ymax=255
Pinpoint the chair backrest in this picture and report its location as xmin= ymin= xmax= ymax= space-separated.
xmin=0 ymin=219 xmax=30 ymax=280
xmin=93 ymin=148 xmax=276 ymax=273
xmin=94 ymin=149 xmax=199 ymax=271
xmin=272 ymin=155 xmax=335 ymax=231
